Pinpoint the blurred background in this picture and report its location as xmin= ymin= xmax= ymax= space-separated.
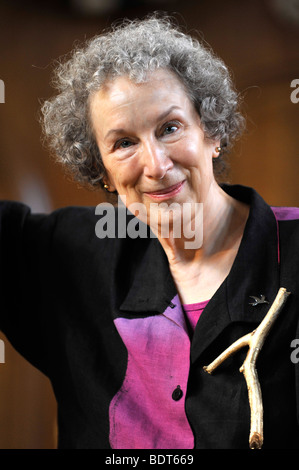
xmin=0 ymin=0 xmax=298 ymax=449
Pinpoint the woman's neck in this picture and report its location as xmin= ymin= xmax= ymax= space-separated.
xmin=155 ymin=185 xmax=250 ymax=303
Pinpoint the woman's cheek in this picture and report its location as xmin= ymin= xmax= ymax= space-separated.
xmin=177 ymin=140 xmax=201 ymax=166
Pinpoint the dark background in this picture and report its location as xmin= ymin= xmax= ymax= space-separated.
xmin=0 ymin=0 xmax=298 ymax=448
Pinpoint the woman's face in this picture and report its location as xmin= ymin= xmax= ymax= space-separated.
xmin=90 ymin=68 xmax=220 ymax=230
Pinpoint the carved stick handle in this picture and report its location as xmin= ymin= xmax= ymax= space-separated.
xmin=203 ymin=287 xmax=291 ymax=449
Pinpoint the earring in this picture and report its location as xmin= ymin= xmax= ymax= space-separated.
xmin=215 ymin=147 xmax=222 ymax=153
xmin=103 ymin=184 xmax=110 ymax=191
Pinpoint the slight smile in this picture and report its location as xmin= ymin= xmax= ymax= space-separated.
xmin=145 ymin=180 xmax=185 ymax=200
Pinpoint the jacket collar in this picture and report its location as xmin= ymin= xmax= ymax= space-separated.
xmin=117 ymin=185 xmax=280 ymax=356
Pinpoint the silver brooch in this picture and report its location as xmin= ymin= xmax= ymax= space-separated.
xmin=249 ymin=295 xmax=269 ymax=306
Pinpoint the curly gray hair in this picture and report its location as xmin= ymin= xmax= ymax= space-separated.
xmin=41 ymin=14 xmax=245 ymax=189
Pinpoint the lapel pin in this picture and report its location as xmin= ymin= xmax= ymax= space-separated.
xmin=249 ymin=295 xmax=269 ymax=306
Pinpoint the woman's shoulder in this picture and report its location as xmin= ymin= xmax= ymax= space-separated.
xmin=0 ymin=200 xmax=151 ymax=246
xmin=0 ymin=201 xmax=112 ymax=251
xmin=271 ymin=205 xmax=299 ymax=222
xmin=270 ymin=205 xmax=299 ymax=249
xmin=271 ymin=205 xmax=299 ymax=268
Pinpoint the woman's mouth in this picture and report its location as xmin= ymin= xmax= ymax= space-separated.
xmin=145 ymin=180 xmax=185 ymax=200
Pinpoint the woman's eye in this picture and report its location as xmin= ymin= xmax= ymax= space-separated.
xmin=162 ymin=123 xmax=179 ymax=135
xmin=115 ymin=139 xmax=133 ymax=149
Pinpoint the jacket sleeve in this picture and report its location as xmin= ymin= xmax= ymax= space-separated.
xmin=0 ymin=200 xmax=58 ymax=375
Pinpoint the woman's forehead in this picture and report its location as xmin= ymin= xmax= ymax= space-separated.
xmin=90 ymin=69 xmax=191 ymax=122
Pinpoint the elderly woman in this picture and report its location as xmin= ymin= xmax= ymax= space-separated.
xmin=0 ymin=15 xmax=299 ymax=450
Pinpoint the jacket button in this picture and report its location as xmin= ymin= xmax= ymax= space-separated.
xmin=172 ymin=385 xmax=183 ymax=401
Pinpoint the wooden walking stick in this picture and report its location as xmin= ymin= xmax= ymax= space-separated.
xmin=203 ymin=287 xmax=291 ymax=449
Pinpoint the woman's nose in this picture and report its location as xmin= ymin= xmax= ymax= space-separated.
xmin=142 ymin=140 xmax=173 ymax=179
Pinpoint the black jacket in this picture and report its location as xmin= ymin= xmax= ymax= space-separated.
xmin=0 ymin=184 xmax=298 ymax=449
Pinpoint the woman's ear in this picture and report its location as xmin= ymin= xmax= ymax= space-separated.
xmin=102 ymin=175 xmax=116 ymax=193
xmin=212 ymin=142 xmax=222 ymax=158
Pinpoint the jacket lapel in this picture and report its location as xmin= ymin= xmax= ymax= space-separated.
xmin=190 ymin=186 xmax=281 ymax=363
xmin=117 ymin=235 xmax=177 ymax=316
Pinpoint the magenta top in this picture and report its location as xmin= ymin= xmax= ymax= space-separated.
xmin=183 ymin=300 xmax=210 ymax=331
